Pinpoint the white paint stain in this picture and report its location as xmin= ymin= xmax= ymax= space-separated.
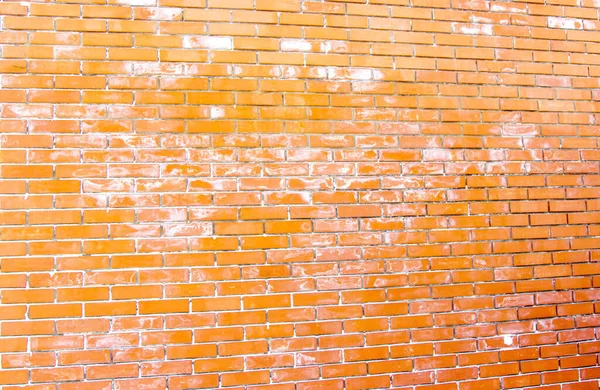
xmin=210 ymin=107 xmax=225 ymax=119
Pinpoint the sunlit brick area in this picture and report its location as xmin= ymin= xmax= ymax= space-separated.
xmin=1 ymin=0 xmax=600 ymax=388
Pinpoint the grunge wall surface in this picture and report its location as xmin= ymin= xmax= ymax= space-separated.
xmin=2 ymin=0 xmax=600 ymax=388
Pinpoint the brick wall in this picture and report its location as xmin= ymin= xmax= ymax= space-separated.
xmin=1 ymin=0 xmax=600 ymax=388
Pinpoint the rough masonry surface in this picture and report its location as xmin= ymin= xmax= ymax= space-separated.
xmin=1 ymin=0 xmax=600 ymax=389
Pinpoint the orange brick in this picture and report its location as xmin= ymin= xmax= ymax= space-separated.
xmin=0 ymin=2 xmax=598 ymax=388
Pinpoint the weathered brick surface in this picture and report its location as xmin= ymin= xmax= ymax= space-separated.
xmin=1 ymin=0 xmax=600 ymax=388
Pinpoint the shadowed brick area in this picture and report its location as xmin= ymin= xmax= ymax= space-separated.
xmin=1 ymin=0 xmax=600 ymax=389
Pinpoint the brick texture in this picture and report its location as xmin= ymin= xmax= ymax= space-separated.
xmin=1 ymin=0 xmax=600 ymax=389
